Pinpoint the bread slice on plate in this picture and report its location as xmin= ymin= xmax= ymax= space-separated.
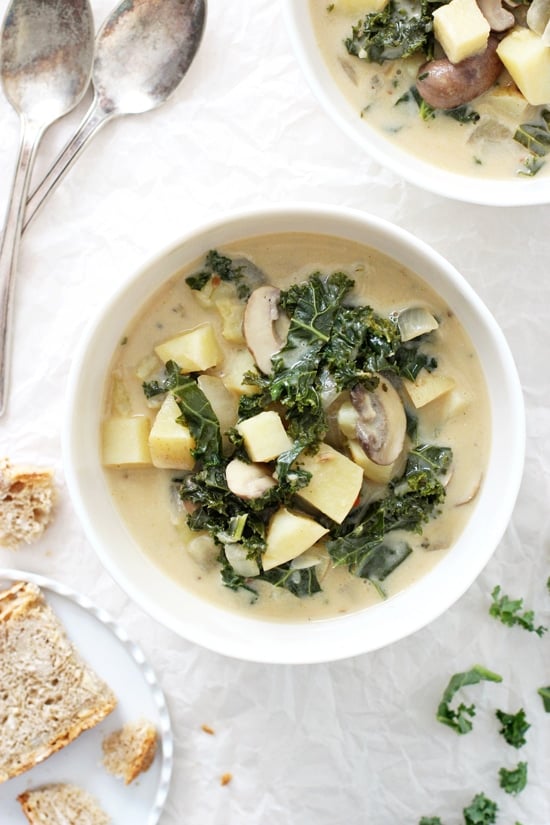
xmin=18 ymin=782 xmax=110 ymax=825
xmin=0 ymin=458 xmax=56 ymax=549
xmin=0 ymin=581 xmax=117 ymax=783
xmin=102 ymin=719 xmax=158 ymax=784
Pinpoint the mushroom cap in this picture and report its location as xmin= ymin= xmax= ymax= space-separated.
xmin=225 ymin=458 xmax=276 ymax=499
xmin=350 ymin=376 xmax=407 ymax=466
xmin=243 ymin=285 xmax=284 ymax=375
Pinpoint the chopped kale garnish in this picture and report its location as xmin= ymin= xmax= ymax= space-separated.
xmin=538 ymin=685 xmax=550 ymax=712
xmin=444 ymin=105 xmax=480 ymax=124
xmin=463 ymin=793 xmax=498 ymax=825
xmin=436 ymin=665 xmax=502 ymax=734
xmin=185 ymin=250 xmax=254 ymax=299
xmin=259 ymin=563 xmax=322 ymax=598
xmin=419 ymin=818 xmax=444 ymax=825
xmin=499 ymin=761 xmax=528 ymax=795
xmin=496 ymin=708 xmax=530 ymax=748
xmin=345 ymin=0 xmax=442 ymax=64
xmin=489 ymin=585 xmax=547 ymax=636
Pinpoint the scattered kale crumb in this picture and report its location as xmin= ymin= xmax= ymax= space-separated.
xmin=419 ymin=817 xmax=444 ymax=825
xmin=463 ymin=792 xmax=498 ymax=825
xmin=489 ymin=585 xmax=547 ymax=636
xmin=537 ymin=685 xmax=550 ymax=712
xmin=436 ymin=665 xmax=502 ymax=734
xmin=547 ymin=575 xmax=550 ymax=593
xmin=496 ymin=707 xmax=530 ymax=748
xmin=498 ymin=761 xmax=528 ymax=795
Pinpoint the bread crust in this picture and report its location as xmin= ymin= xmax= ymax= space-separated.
xmin=0 ymin=581 xmax=117 ymax=783
xmin=17 ymin=782 xmax=110 ymax=824
xmin=0 ymin=458 xmax=56 ymax=549
xmin=102 ymin=720 xmax=158 ymax=784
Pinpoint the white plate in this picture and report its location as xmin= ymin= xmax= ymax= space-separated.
xmin=0 ymin=569 xmax=173 ymax=825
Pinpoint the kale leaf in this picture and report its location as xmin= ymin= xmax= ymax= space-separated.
xmin=345 ymin=0 xmax=443 ymax=64
xmin=419 ymin=818 xmax=444 ymax=825
xmin=436 ymin=665 xmax=502 ymax=734
xmin=499 ymin=761 xmax=528 ymax=796
xmin=328 ymin=444 xmax=450 ymax=582
xmin=496 ymin=708 xmax=530 ymax=748
xmin=185 ymin=249 xmax=252 ymax=299
xmin=463 ymin=793 xmax=498 ymax=825
xmin=489 ymin=585 xmax=547 ymax=636
xmin=538 ymin=685 xmax=550 ymax=712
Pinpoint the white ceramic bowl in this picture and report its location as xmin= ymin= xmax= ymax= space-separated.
xmin=63 ymin=205 xmax=525 ymax=663
xmin=281 ymin=1 xmax=550 ymax=206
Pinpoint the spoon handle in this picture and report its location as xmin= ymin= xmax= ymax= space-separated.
xmin=0 ymin=119 xmax=43 ymax=416
xmin=23 ymin=97 xmax=110 ymax=231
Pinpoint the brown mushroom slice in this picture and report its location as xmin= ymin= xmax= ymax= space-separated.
xmin=225 ymin=458 xmax=277 ymax=499
xmin=477 ymin=0 xmax=515 ymax=31
xmin=243 ymin=285 xmax=285 ymax=375
xmin=350 ymin=377 xmax=406 ymax=466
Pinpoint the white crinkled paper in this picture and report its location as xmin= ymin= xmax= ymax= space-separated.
xmin=0 ymin=0 xmax=549 ymax=823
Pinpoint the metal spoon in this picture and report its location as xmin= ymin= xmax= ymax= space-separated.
xmin=23 ymin=0 xmax=207 ymax=231
xmin=0 ymin=0 xmax=94 ymax=416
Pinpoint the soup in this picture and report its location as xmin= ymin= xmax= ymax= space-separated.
xmin=309 ymin=0 xmax=550 ymax=179
xmin=102 ymin=232 xmax=490 ymax=622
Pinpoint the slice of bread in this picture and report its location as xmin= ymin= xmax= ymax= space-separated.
xmin=18 ymin=782 xmax=110 ymax=825
xmin=0 ymin=581 xmax=117 ymax=783
xmin=102 ymin=719 xmax=158 ymax=784
xmin=0 ymin=458 xmax=56 ymax=549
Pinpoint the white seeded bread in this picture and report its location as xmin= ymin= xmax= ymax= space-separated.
xmin=102 ymin=719 xmax=158 ymax=784
xmin=0 ymin=581 xmax=117 ymax=783
xmin=0 ymin=458 xmax=56 ymax=549
xmin=18 ymin=782 xmax=110 ymax=825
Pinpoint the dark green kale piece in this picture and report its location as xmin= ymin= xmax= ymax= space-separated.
xmin=185 ymin=250 xmax=256 ymax=299
xmin=496 ymin=708 xmax=530 ymax=748
xmin=499 ymin=761 xmax=528 ymax=795
xmin=345 ymin=0 xmax=442 ymax=64
xmin=436 ymin=665 xmax=502 ymax=734
xmin=463 ymin=793 xmax=498 ymax=825
xmin=419 ymin=818 xmax=444 ymax=825
xmin=489 ymin=585 xmax=547 ymax=636
xmin=538 ymin=685 xmax=550 ymax=712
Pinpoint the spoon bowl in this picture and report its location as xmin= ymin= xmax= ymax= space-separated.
xmin=24 ymin=0 xmax=207 ymax=227
xmin=0 ymin=0 xmax=94 ymax=415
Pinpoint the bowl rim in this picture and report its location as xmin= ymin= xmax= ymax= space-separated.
xmin=280 ymin=0 xmax=550 ymax=207
xmin=63 ymin=203 xmax=526 ymax=663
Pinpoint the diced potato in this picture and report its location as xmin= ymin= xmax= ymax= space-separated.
xmin=263 ymin=508 xmax=328 ymax=571
xmin=213 ymin=292 xmax=245 ymax=344
xmin=221 ymin=348 xmax=260 ymax=396
xmin=197 ymin=374 xmax=238 ymax=440
xmin=497 ymin=27 xmax=550 ymax=106
xmin=135 ymin=353 xmax=161 ymax=381
xmin=347 ymin=439 xmax=397 ymax=484
xmin=433 ymin=0 xmax=489 ymax=64
xmin=476 ymin=84 xmax=532 ymax=127
xmin=148 ymin=394 xmax=195 ymax=469
xmin=297 ymin=443 xmax=363 ymax=524
xmin=155 ymin=324 xmax=220 ymax=372
xmin=237 ymin=411 xmax=292 ymax=463
xmin=102 ymin=416 xmax=152 ymax=467
xmin=403 ymin=373 xmax=455 ymax=409
xmin=334 ymin=0 xmax=389 ymax=14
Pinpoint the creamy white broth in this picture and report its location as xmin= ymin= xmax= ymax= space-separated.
xmin=103 ymin=232 xmax=490 ymax=622
xmin=309 ymin=1 xmax=547 ymax=179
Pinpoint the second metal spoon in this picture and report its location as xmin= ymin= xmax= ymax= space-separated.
xmin=24 ymin=0 xmax=207 ymax=231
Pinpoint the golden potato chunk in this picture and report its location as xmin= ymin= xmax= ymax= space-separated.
xmin=237 ymin=411 xmax=292 ymax=463
xmin=102 ymin=416 xmax=152 ymax=468
xmin=155 ymin=324 xmax=220 ymax=372
xmin=497 ymin=27 xmax=550 ymax=106
xmin=297 ymin=443 xmax=363 ymax=524
xmin=433 ymin=0 xmax=489 ymax=64
xmin=263 ymin=508 xmax=328 ymax=571
xmin=148 ymin=394 xmax=195 ymax=470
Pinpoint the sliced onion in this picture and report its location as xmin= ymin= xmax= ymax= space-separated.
xmin=397 ymin=307 xmax=439 ymax=342
xmin=527 ymin=0 xmax=550 ymax=34
xmin=224 ymin=543 xmax=260 ymax=578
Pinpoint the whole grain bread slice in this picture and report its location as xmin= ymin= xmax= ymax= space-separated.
xmin=0 ymin=458 xmax=56 ymax=549
xmin=18 ymin=782 xmax=110 ymax=825
xmin=0 ymin=581 xmax=117 ymax=783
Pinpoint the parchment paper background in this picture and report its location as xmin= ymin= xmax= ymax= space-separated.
xmin=0 ymin=1 xmax=549 ymax=823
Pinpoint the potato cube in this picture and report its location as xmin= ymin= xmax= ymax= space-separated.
xmin=497 ymin=27 xmax=550 ymax=106
xmin=221 ymin=348 xmax=260 ymax=396
xmin=263 ymin=508 xmax=328 ymax=571
xmin=403 ymin=373 xmax=455 ymax=408
xmin=347 ymin=439 xmax=397 ymax=485
xmin=155 ymin=324 xmax=220 ymax=372
xmin=102 ymin=416 xmax=152 ymax=467
xmin=148 ymin=394 xmax=195 ymax=469
xmin=297 ymin=443 xmax=363 ymax=524
xmin=237 ymin=411 xmax=292 ymax=462
xmin=335 ymin=0 xmax=389 ymax=13
xmin=433 ymin=0 xmax=489 ymax=64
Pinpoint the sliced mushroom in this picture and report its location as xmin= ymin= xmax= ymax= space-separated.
xmin=225 ymin=458 xmax=277 ymax=499
xmin=477 ymin=0 xmax=515 ymax=31
xmin=243 ymin=285 xmax=284 ymax=374
xmin=350 ymin=376 xmax=406 ymax=466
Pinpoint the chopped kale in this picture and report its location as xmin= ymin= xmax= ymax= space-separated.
xmin=419 ymin=818 xmax=444 ymax=825
xmin=489 ymin=585 xmax=547 ymax=636
xmin=463 ymin=793 xmax=498 ymax=825
xmin=185 ymin=250 xmax=257 ymax=299
xmin=436 ymin=665 xmax=502 ymax=734
xmin=514 ymin=115 xmax=550 ymax=157
xmin=259 ymin=563 xmax=322 ymax=598
xmin=499 ymin=761 xmax=528 ymax=796
xmin=538 ymin=685 xmax=550 ymax=712
xmin=345 ymin=0 xmax=442 ymax=64
xmin=496 ymin=708 xmax=530 ymax=748
xmin=444 ymin=105 xmax=480 ymax=124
